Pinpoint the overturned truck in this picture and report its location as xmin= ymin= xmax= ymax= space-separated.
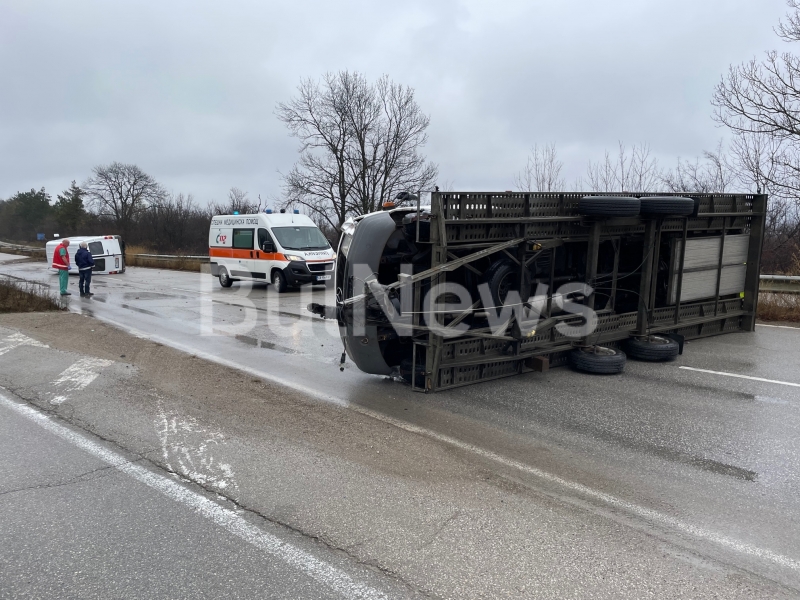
xmin=311 ymin=191 xmax=766 ymax=392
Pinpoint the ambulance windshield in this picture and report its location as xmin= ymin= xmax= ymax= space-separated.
xmin=271 ymin=226 xmax=330 ymax=251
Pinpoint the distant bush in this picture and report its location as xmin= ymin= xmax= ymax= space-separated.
xmin=758 ymin=293 xmax=800 ymax=323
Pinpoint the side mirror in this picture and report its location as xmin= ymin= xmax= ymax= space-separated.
xmin=262 ymin=242 xmax=275 ymax=253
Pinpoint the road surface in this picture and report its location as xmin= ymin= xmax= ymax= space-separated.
xmin=2 ymin=253 xmax=800 ymax=598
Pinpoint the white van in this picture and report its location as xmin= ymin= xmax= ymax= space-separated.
xmin=209 ymin=211 xmax=335 ymax=292
xmin=46 ymin=235 xmax=125 ymax=275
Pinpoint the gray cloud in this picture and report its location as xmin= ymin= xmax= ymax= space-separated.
xmin=0 ymin=0 xmax=789 ymax=203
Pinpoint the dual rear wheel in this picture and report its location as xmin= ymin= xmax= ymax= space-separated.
xmin=569 ymin=335 xmax=679 ymax=374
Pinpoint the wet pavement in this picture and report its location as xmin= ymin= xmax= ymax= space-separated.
xmin=2 ymin=254 xmax=800 ymax=597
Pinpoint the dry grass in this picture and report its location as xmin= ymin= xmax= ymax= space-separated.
xmin=757 ymin=292 xmax=800 ymax=323
xmin=0 ymin=278 xmax=63 ymax=313
xmin=125 ymin=245 xmax=206 ymax=272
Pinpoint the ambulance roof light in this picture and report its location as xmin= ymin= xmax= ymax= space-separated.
xmin=233 ymin=211 xmax=239 ymax=215
xmin=293 ymin=209 xmax=300 ymax=214
xmin=265 ymin=209 xmax=272 ymax=214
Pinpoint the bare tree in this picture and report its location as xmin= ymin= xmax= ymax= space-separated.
xmin=83 ymin=162 xmax=167 ymax=237
xmin=661 ymin=141 xmax=736 ymax=193
xmin=585 ymin=142 xmax=661 ymax=192
xmin=209 ymin=187 xmax=261 ymax=215
xmin=514 ymin=143 xmax=565 ymax=192
xmin=712 ymin=0 xmax=800 ymax=271
xmin=277 ymin=71 xmax=438 ymax=230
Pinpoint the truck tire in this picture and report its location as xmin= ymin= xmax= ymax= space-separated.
xmin=578 ymin=196 xmax=640 ymax=217
xmin=639 ymin=196 xmax=695 ymax=216
xmin=569 ymin=346 xmax=626 ymax=374
xmin=272 ymin=270 xmax=288 ymax=293
xmin=219 ymin=268 xmax=233 ymax=288
xmin=625 ymin=335 xmax=679 ymax=361
xmin=484 ymin=259 xmax=531 ymax=308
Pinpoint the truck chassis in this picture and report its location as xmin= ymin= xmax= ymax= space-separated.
xmin=330 ymin=191 xmax=766 ymax=392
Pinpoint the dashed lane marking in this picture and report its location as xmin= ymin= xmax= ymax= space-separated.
xmin=0 ymin=332 xmax=48 ymax=356
xmin=679 ymin=366 xmax=800 ymax=388
xmin=50 ymin=357 xmax=114 ymax=405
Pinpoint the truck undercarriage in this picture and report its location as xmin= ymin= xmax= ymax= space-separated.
xmin=314 ymin=191 xmax=766 ymax=392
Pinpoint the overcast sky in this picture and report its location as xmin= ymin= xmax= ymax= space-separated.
xmin=0 ymin=0 xmax=791 ymax=205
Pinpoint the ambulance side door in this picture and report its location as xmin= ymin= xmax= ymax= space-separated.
xmin=231 ymin=228 xmax=256 ymax=278
xmin=254 ymin=228 xmax=277 ymax=280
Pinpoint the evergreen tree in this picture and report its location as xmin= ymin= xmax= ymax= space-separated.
xmin=54 ymin=181 xmax=87 ymax=234
xmin=10 ymin=188 xmax=51 ymax=239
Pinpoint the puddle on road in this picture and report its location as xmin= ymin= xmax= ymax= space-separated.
xmin=755 ymin=395 xmax=792 ymax=406
xmin=120 ymin=304 xmax=162 ymax=317
xmin=232 ymin=333 xmax=302 ymax=355
xmin=123 ymin=292 xmax=187 ymax=300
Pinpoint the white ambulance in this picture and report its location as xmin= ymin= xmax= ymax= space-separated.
xmin=46 ymin=235 xmax=126 ymax=275
xmin=208 ymin=210 xmax=335 ymax=292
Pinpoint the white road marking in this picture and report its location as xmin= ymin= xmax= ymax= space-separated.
xmin=756 ymin=323 xmax=800 ymax=330
xmin=0 ymin=332 xmax=48 ymax=356
xmin=50 ymin=357 xmax=114 ymax=405
xmin=69 ymin=314 xmax=800 ymax=574
xmin=0 ymin=391 xmax=387 ymax=600
xmin=679 ymin=366 xmax=800 ymax=388
xmin=157 ymin=400 xmax=239 ymax=494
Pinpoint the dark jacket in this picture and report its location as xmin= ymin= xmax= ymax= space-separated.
xmin=75 ymin=247 xmax=95 ymax=270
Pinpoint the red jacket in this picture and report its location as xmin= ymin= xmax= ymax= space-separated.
xmin=52 ymin=242 xmax=70 ymax=270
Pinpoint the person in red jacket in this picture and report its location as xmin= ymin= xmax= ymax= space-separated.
xmin=51 ymin=239 xmax=71 ymax=296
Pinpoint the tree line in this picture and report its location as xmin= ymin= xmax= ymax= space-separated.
xmin=0 ymin=166 xmax=265 ymax=255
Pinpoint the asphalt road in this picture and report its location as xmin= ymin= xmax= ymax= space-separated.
xmin=2 ymin=253 xmax=800 ymax=598
xmin=0 ymin=400 xmax=398 ymax=600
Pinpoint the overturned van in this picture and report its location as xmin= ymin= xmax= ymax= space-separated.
xmin=314 ymin=191 xmax=766 ymax=392
xmin=46 ymin=235 xmax=125 ymax=275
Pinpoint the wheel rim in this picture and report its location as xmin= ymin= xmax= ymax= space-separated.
xmin=646 ymin=336 xmax=672 ymax=345
xmin=497 ymin=272 xmax=516 ymax=304
xmin=584 ymin=346 xmax=616 ymax=356
xmin=220 ymin=271 xmax=228 ymax=285
xmin=273 ymin=273 xmax=281 ymax=287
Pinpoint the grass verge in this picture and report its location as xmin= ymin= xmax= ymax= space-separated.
xmin=757 ymin=292 xmax=800 ymax=323
xmin=125 ymin=245 xmax=206 ymax=272
xmin=0 ymin=278 xmax=64 ymax=313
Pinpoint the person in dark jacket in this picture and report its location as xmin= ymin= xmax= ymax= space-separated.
xmin=75 ymin=242 xmax=95 ymax=297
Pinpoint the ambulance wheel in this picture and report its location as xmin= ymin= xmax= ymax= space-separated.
xmin=219 ymin=268 xmax=233 ymax=288
xmin=272 ymin=270 xmax=288 ymax=293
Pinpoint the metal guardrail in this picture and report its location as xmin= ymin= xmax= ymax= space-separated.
xmin=0 ymin=241 xmax=45 ymax=253
xmin=130 ymin=253 xmax=209 ymax=262
xmin=760 ymin=274 xmax=800 ymax=294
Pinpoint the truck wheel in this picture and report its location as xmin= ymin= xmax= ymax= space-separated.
xmin=484 ymin=260 xmax=531 ymax=308
xmin=272 ymin=270 xmax=288 ymax=293
xmin=569 ymin=346 xmax=626 ymax=374
xmin=639 ymin=196 xmax=695 ymax=216
xmin=625 ymin=335 xmax=679 ymax=361
xmin=219 ymin=268 xmax=233 ymax=288
xmin=578 ymin=196 xmax=640 ymax=217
